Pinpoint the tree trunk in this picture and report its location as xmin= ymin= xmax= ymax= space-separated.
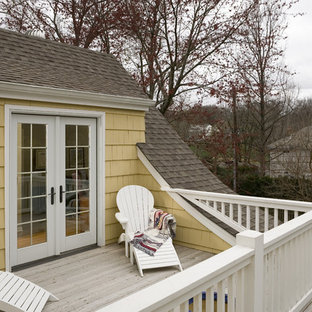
xmin=232 ymin=88 xmax=238 ymax=192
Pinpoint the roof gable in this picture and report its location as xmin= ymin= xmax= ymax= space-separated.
xmin=0 ymin=28 xmax=147 ymax=99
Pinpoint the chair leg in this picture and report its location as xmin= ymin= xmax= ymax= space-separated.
xmin=118 ymin=233 xmax=125 ymax=244
xmin=125 ymin=239 xmax=129 ymax=258
xmin=130 ymin=244 xmax=134 ymax=265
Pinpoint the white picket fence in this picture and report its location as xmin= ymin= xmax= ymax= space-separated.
xmin=98 ymin=210 xmax=312 ymax=312
xmin=163 ymin=187 xmax=312 ymax=233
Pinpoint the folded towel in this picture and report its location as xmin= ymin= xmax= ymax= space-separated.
xmin=131 ymin=209 xmax=177 ymax=256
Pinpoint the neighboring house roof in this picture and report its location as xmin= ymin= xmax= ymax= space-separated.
xmin=269 ymin=126 xmax=312 ymax=151
xmin=0 ymin=28 xmax=146 ymax=99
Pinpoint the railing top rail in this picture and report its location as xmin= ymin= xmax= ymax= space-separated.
xmin=97 ymin=245 xmax=253 ymax=312
xmin=264 ymin=210 xmax=312 ymax=254
xmin=162 ymin=187 xmax=312 ymax=210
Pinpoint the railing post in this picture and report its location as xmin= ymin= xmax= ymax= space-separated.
xmin=236 ymin=230 xmax=264 ymax=312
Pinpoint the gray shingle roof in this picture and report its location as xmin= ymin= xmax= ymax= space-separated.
xmin=0 ymin=28 xmax=146 ymax=98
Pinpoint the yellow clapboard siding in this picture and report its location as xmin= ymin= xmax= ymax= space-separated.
xmin=0 ymin=209 xmax=4 ymax=229
xmin=105 ymin=192 xmax=117 ymax=209
xmin=0 ymin=169 xmax=4 ymax=188
xmin=0 ymin=127 xmax=4 ymax=147
xmin=105 ymin=207 xmax=118 ymax=225
xmin=0 ymin=189 xmax=4 ymax=209
xmin=0 ymin=106 xmax=4 ymax=127
xmin=0 ymin=148 xmax=4 ymax=167
xmin=0 ymin=249 xmax=4 ymax=270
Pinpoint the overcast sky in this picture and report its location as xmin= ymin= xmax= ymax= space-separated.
xmin=286 ymin=0 xmax=312 ymax=99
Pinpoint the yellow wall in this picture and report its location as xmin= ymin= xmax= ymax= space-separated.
xmin=0 ymin=98 xmax=229 ymax=270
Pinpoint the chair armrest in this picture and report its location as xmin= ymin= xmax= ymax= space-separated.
xmin=115 ymin=212 xmax=128 ymax=230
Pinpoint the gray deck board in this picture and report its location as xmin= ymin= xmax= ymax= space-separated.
xmin=16 ymin=243 xmax=213 ymax=312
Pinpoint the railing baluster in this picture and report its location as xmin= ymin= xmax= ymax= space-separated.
xmin=294 ymin=211 xmax=299 ymax=218
xmin=221 ymin=201 xmax=225 ymax=216
xmin=213 ymin=201 xmax=217 ymax=210
xmin=228 ymin=275 xmax=235 ymax=312
xmin=193 ymin=293 xmax=202 ymax=312
xmin=238 ymin=204 xmax=242 ymax=225
xmin=205 ymin=287 xmax=214 ymax=312
xmin=256 ymin=206 xmax=260 ymax=231
xmin=274 ymin=209 xmax=278 ymax=228
xmin=246 ymin=205 xmax=251 ymax=229
xmin=230 ymin=203 xmax=233 ymax=220
xmin=265 ymin=207 xmax=269 ymax=231
xmin=284 ymin=210 xmax=288 ymax=223
xmin=217 ymin=280 xmax=225 ymax=312
xmin=179 ymin=301 xmax=189 ymax=312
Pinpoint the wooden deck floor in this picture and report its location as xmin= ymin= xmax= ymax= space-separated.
xmin=15 ymin=243 xmax=214 ymax=312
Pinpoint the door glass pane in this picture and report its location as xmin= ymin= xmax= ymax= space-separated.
xmin=78 ymin=126 xmax=88 ymax=145
xmin=66 ymin=215 xmax=76 ymax=236
xmin=17 ymin=174 xmax=31 ymax=198
xmin=66 ymin=125 xmax=76 ymax=146
xmin=17 ymin=223 xmax=30 ymax=249
xmin=66 ymin=192 xmax=77 ymax=214
xmin=17 ymin=124 xmax=30 ymax=147
xmin=78 ymin=212 xmax=89 ymax=234
xmin=33 ymin=149 xmax=46 ymax=171
xmin=32 ymin=197 xmax=46 ymax=221
xmin=32 ymin=173 xmax=46 ymax=196
xmin=32 ymin=221 xmax=47 ymax=245
xmin=17 ymin=123 xmax=47 ymax=248
xmin=77 ymin=147 xmax=89 ymax=168
xmin=66 ymin=148 xmax=76 ymax=169
xmin=66 ymin=170 xmax=76 ymax=191
xmin=78 ymin=169 xmax=89 ymax=189
xmin=65 ymin=124 xmax=90 ymax=236
xmin=17 ymin=199 xmax=30 ymax=223
xmin=18 ymin=149 xmax=31 ymax=172
xmin=32 ymin=124 xmax=46 ymax=147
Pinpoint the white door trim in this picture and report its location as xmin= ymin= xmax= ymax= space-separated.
xmin=5 ymin=105 xmax=106 ymax=271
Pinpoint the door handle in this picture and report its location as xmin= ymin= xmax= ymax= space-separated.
xmin=59 ymin=185 xmax=64 ymax=203
xmin=49 ymin=187 xmax=56 ymax=205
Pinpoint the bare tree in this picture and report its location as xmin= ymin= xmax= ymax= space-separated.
xmin=231 ymin=0 xmax=298 ymax=176
xmin=0 ymin=0 xmax=117 ymax=51
xmin=115 ymin=0 xmax=256 ymax=113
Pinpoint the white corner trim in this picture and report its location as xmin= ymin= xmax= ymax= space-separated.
xmin=137 ymin=147 xmax=236 ymax=246
xmin=0 ymin=81 xmax=154 ymax=111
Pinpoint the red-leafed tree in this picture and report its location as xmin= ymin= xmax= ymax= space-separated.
xmin=114 ymin=0 xmax=256 ymax=113
xmin=0 ymin=0 xmax=117 ymax=51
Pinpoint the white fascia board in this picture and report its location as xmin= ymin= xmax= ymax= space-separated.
xmin=0 ymin=81 xmax=154 ymax=111
xmin=137 ymin=147 xmax=236 ymax=246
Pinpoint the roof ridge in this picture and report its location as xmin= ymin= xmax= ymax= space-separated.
xmin=0 ymin=27 xmax=115 ymax=60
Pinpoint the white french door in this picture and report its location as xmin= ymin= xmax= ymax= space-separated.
xmin=10 ymin=115 xmax=97 ymax=267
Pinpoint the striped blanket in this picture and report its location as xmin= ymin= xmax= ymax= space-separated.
xmin=131 ymin=209 xmax=176 ymax=256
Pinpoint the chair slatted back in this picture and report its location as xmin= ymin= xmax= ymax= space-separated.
xmin=116 ymin=185 xmax=154 ymax=233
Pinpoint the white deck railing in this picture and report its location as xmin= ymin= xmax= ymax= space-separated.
xmin=99 ymin=210 xmax=312 ymax=312
xmin=163 ymin=187 xmax=312 ymax=232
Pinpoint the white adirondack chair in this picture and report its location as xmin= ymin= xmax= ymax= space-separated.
xmin=0 ymin=271 xmax=58 ymax=312
xmin=115 ymin=185 xmax=182 ymax=277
